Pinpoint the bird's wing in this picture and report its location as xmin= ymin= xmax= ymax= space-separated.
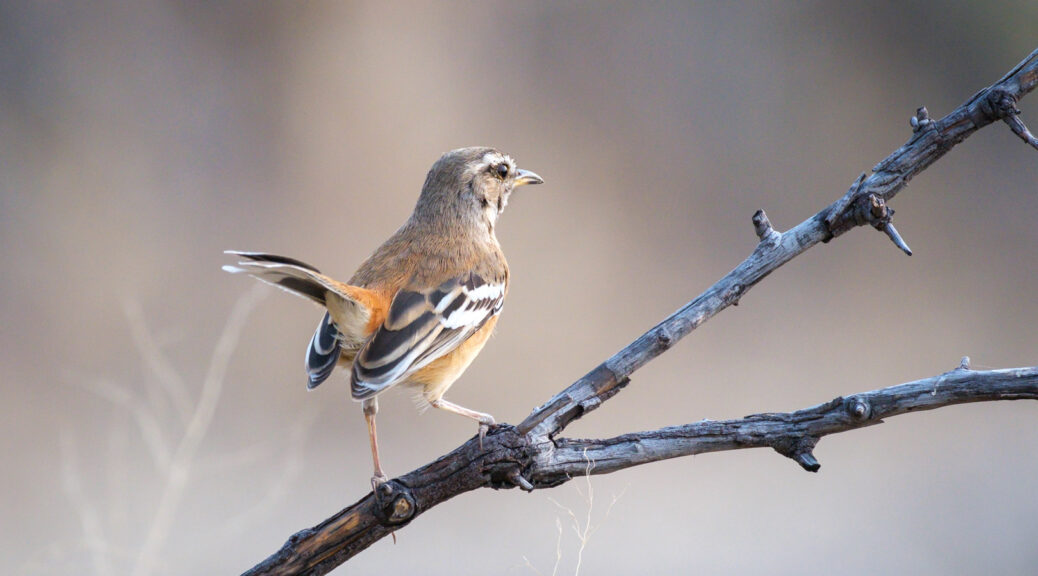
xmin=350 ymin=272 xmax=504 ymax=400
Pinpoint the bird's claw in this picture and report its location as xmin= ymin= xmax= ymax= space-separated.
xmin=477 ymin=416 xmax=497 ymax=450
xmin=371 ymin=474 xmax=390 ymax=493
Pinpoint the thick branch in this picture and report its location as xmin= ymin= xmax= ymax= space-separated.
xmin=246 ymin=365 xmax=1038 ymax=575
xmin=244 ymin=48 xmax=1038 ymax=575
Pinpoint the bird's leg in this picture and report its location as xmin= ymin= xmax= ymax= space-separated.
xmin=428 ymin=398 xmax=496 ymax=448
xmin=362 ymin=397 xmax=389 ymax=489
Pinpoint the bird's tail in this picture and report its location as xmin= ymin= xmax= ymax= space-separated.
xmin=222 ymin=251 xmax=339 ymax=305
xmin=224 ymin=250 xmax=379 ymax=390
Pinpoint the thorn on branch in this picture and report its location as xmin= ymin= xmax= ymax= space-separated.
xmin=862 ymin=194 xmax=913 ymax=256
xmin=1004 ymin=114 xmax=1038 ymax=151
xmin=824 ymin=172 xmax=913 ymax=252
xmin=958 ymin=356 xmax=972 ymax=370
xmin=975 ymin=86 xmax=1038 ymax=149
xmin=508 ymin=468 xmax=535 ymax=492
xmin=881 ymin=222 xmax=913 ymax=255
xmin=485 ymin=460 xmax=533 ymax=491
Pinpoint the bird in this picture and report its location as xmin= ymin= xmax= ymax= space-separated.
xmin=223 ymin=147 xmax=543 ymax=488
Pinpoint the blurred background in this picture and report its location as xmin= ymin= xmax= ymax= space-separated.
xmin=3 ymin=2 xmax=1036 ymax=575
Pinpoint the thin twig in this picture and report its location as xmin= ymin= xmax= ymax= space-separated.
xmin=60 ymin=429 xmax=115 ymax=576
xmin=72 ymin=376 xmax=172 ymax=474
xmin=124 ymin=299 xmax=194 ymax=426
xmin=132 ymin=285 xmax=267 ymax=576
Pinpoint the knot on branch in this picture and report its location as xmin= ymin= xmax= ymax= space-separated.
xmin=979 ymin=88 xmax=1019 ymax=122
xmin=480 ymin=424 xmax=536 ymax=491
xmin=373 ymin=480 xmax=416 ymax=525
xmin=724 ymin=283 xmax=745 ymax=306
xmin=843 ymin=396 xmax=872 ymax=421
xmin=654 ymin=327 xmax=674 ymax=349
xmin=823 ymin=173 xmax=865 ymax=237
xmin=772 ymin=435 xmax=820 ymax=472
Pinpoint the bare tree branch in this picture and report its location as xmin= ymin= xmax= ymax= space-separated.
xmin=532 ymin=363 xmax=1038 ymax=480
xmin=519 ymin=47 xmax=1038 ymax=442
xmin=245 ymin=365 xmax=1038 ymax=576
xmin=242 ymin=48 xmax=1038 ymax=576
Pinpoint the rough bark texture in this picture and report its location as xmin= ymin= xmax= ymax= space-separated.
xmin=535 ymin=365 xmax=1038 ymax=479
xmin=243 ymin=48 xmax=1038 ymax=576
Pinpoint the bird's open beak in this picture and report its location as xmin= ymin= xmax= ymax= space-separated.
xmin=514 ymin=169 xmax=544 ymax=187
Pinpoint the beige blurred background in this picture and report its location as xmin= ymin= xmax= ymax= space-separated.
xmin=3 ymin=2 xmax=1037 ymax=575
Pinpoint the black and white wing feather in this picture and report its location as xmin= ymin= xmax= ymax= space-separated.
xmin=223 ymin=251 xmax=367 ymax=390
xmin=350 ymin=273 xmax=504 ymax=400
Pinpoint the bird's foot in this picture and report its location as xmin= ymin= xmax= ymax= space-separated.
xmin=371 ymin=473 xmax=389 ymax=493
xmin=477 ymin=415 xmax=497 ymax=450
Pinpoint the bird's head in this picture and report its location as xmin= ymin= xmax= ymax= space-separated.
xmin=414 ymin=147 xmax=543 ymax=233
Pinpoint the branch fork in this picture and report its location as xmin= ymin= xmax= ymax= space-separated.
xmin=244 ymin=47 xmax=1038 ymax=576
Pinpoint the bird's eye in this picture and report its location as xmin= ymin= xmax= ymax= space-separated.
xmin=493 ymin=163 xmax=509 ymax=179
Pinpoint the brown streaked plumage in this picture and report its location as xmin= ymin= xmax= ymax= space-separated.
xmin=224 ymin=147 xmax=542 ymax=486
